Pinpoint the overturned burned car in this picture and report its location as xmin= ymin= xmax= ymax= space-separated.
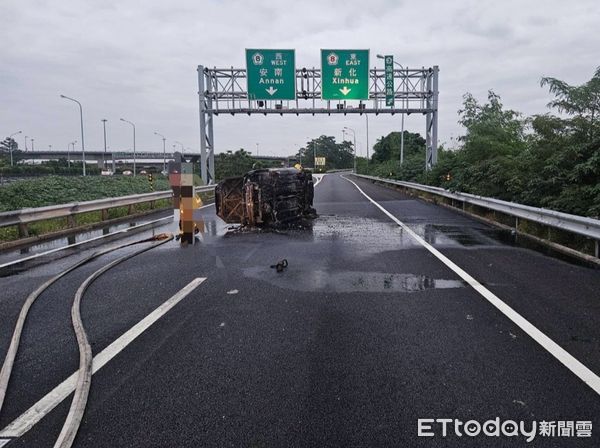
xmin=215 ymin=167 xmax=316 ymax=226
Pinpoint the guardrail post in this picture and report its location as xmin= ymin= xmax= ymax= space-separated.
xmin=150 ymin=200 xmax=155 ymax=210
xmin=67 ymin=215 xmax=76 ymax=228
xmin=101 ymin=209 xmax=108 ymax=221
xmin=595 ymin=240 xmax=599 ymax=258
xmin=128 ymin=204 xmax=134 ymax=215
xmin=18 ymin=222 xmax=29 ymax=238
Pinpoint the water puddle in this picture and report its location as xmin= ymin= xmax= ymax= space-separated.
xmin=242 ymin=267 xmax=466 ymax=293
xmin=409 ymin=224 xmax=512 ymax=247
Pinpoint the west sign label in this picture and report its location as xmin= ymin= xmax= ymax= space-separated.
xmin=321 ymin=49 xmax=369 ymax=100
xmin=246 ymin=49 xmax=296 ymax=100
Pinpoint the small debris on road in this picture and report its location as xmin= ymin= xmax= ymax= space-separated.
xmin=270 ymin=259 xmax=288 ymax=273
xmin=226 ymin=289 xmax=239 ymax=295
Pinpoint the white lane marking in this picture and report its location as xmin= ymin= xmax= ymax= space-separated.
xmin=343 ymin=175 xmax=600 ymax=396
xmin=0 ymin=277 xmax=207 ymax=438
xmin=313 ymin=174 xmax=325 ymax=187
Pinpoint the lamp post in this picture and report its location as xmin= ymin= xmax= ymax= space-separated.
xmin=120 ymin=118 xmax=136 ymax=176
xmin=8 ymin=131 xmax=21 ymax=166
xmin=60 ymin=94 xmax=86 ymax=175
xmin=343 ymin=127 xmax=356 ymax=172
xmin=101 ymin=119 xmax=108 ymax=170
xmin=154 ymin=132 xmax=167 ymax=172
xmin=31 ymin=138 xmax=34 ymax=152
xmin=68 ymin=140 xmax=77 ymax=168
xmin=376 ymin=54 xmax=406 ymax=165
xmin=24 ymin=136 xmax=28 ymax=152
xmin=365 ymin=115 xmax=370 ymax=172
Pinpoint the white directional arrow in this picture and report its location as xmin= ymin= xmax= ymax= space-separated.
xmin=339 ymin=86 xmax=351 ymax=96
xmin=265 ymin=86 xmax=278 ymax=96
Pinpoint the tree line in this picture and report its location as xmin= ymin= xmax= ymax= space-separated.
xmin=363 ymin=67 xmax=600 ymax=218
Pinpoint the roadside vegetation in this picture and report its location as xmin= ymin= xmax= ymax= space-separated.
xmin=0 ymin=175 xmax=170 ymax=212
xmin=215 ymin=149 xmax=284 ymax=180
xmin=357 ymin=67 xmax=600 ymax=218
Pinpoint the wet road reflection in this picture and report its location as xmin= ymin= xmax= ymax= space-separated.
xmin=242 ymin=267 xmax=466 ymax=293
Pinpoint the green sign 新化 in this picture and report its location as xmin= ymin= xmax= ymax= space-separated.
xmin=321 ymin=49 xmax=369 ymax=100
xmin=246 ymin=49 xmax=296 ymax=100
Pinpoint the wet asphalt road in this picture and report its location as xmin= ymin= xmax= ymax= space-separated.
xmin=0 ymin=173 xmax=599 ymax=447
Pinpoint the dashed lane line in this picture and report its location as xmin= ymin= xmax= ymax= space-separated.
xmin=0 ymin=276 xmax=207 ymax=441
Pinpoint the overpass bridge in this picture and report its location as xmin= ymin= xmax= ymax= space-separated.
xmin=22 ymin=150 xmax=298 ymax=169
xmin=0 ymin=173 xmax=599 ymax=447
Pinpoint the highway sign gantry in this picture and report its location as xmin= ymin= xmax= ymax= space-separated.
xmin=321 ymin=49 xmax=370 ymax=100
xmin=246 ymin=49 xmax=296 ymax=100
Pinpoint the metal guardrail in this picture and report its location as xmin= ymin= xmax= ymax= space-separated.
xmin=353 ymin=174 xmax=600 ymax=257
xmin=0 ymin=186 xmax=214 ymax=236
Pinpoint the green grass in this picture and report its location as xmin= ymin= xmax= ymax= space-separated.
xmin=0 ymin=175 xmax=171 ymax=212
xmin=0 ymin=177 xmax=174 ymax=243
xmin=0 ymin=177 xmax=219 ymax=243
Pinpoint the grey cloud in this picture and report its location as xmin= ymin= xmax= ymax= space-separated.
xmin=1 ymin=0 xmax=598 ymax=158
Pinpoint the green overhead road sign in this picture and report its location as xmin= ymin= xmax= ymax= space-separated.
xmin=246 ymin=49 xmax=296 ymax=100
xmin=321 ymin=49 xmax=369 ymax=100
xmin=384 ymin=55 xmax=394 ymax=106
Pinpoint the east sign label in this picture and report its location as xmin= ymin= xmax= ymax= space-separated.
xmin=321 ymin=49 xmax=369 ymax=100
xmin=246 ymin=49 xmax=296 ymax=100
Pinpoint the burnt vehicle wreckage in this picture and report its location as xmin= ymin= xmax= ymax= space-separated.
xmin=215 ymin=167 xmax=317 ymax=227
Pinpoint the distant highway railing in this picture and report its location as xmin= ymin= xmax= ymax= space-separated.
xmin=353 ymin=174 xmax=600 ymax=261
xmin=0 ymin=186 xmax=214 ymax=241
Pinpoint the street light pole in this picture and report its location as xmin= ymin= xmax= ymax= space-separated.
xmin=175 ymin=141 xmax=184 ymax=152
xmin=68 ymin=141 xmax=77 ymax=168
xmin=344 ymin=127 xmax=356 ymax=172
xmin=8 ymin=131 xmax=21 ymax=166
xmin=31 ymin=138 xmax=34 ymax=152
xmin=376 ymin=54 xmax=406 ymax=166
xmin=256 ymin=142 xmax=259 ymax=157
xmin=60 ymin=94 xmax=86 ymax=175
xmin=154 ymin=132 xmax=167 ymax=173
xmin=365 ymin=115 xmax=370 ymax=172
xmin=120 ymin=118 xmax=136 ymax=176
xmin=101 ymin=119 xmax=108 ymax=170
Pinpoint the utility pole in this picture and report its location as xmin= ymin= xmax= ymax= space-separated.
xmin=101 ymin=119 xmax=108 ymax=170
xmin=365 ymin=115 xmax=370 ymax=172
xmin=60 ymin=94 xmax=86 ymax=175
xmin=120 ymin=118 xmax=136 ymax=176
xmin=8 ymin=131 xmax=21 ymax=166
xmin=344 ymin=127 xmax=356 ymax=173
xmin=154 ymin=131 xmax=167 ymax=173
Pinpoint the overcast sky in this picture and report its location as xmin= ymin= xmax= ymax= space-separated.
xmin=1 ymin=0 xmax=599 ymax=158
